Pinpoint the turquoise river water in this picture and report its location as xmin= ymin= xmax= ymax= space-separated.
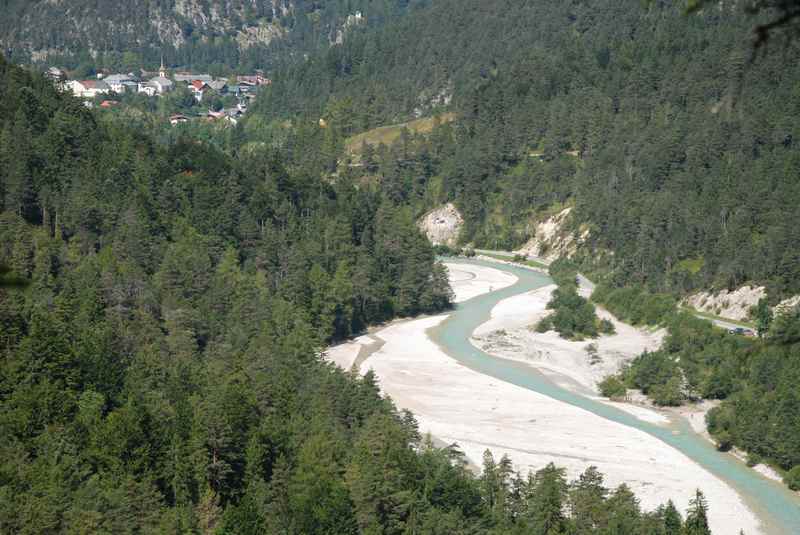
xmin=429 ymin=258 xmax=800 ymax=535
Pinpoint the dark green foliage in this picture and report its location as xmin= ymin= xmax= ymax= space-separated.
xmin=591 ymin=285 xmax=677 ymax=327
xmin=592 ymin=265 xmax=800 ymax=481
xmin=684 ymin=490 xmax=712 ymax=535
xmin=538 ymin=260 xmax=608 ymax=340
xmin=0 ymin=53 xmax=697 ymax=535
xmin=0 ymin=0 xmax=423 ymax=73
xmin=752 ymin=297 xmax=774 ymax=337
xmin=538 ymin=287 xmax=599 ymax=341
xmin=598 ymin=376 xmax=627 ymax=399
xmin=253 ymin=0 xmax=800 ymax=303
xmin=785 ymin=465 xmax=800 ymax=491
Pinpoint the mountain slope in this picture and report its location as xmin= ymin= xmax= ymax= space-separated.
xmin=0 ymin=0 xmax=420 ymax=71
xmin=253 ymin=0 xmax=800 ymax=300
xmin=0 ymin=51 xmax=707 ymax=535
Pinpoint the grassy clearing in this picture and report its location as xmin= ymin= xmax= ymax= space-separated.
xmin=345 ymin=112 xmax=456 ymax=154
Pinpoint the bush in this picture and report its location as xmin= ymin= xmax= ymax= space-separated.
xmin=432 ymin=244 xmax=457 ymax=256
xmin=649 ymin=375 xmax=685 ymax=406
xmin=713 ymin=430 xmax=733 ymax=452
xmin=598 ymin=318 xmax=615 ymax=335
xmin=598 ymin=375 xmax=627 ymax=399
xmin=535 ymin=317 xmax=553 ymax=333
xmin=784 ymin=466 xmax=800 ymax=491
xmin=746 ymin=453 xmax=762 ymax=467
xmin=545 ymin=285 xmax=598 ymax=340
xmin=591 ymin=284 xmax=676 ymax=326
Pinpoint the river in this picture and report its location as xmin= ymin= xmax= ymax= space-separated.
xmin=430 ymin=258 xmax=800 ymax=535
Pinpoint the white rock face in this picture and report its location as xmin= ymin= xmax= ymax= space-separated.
xmin=418 ymin=203 xmax=463 ymax=247
xmin=514 ymin=207 xmax=586 ymax=262
xmin=775 ymin=295 xmax=800 ymax=316
xmin=683 ymin=286 xmax=766 ymax=321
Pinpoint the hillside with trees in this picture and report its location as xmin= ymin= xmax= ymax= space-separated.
xmin=0 ymin=0 xmax=421 ymax=74
xmin=243 ymin=0 xmax=800 ymax=491
xmin=253 ymin=0 xmax=800 ymax=301
xmin=0 ymin=49 xmax=716 ymax=534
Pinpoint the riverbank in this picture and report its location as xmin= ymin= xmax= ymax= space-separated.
xmin=324 ymin=261 xmax=763 ymax=535
xmin=471 ymin=270 xmax=788 ymax=490
xmin=625 ymin=391 xmax=787 ymax=486
xmin=471 ymin=284 xmax=665 ymax=398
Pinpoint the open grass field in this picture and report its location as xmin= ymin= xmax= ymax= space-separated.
xmin=345 ymin=112 xmax=456 ymax=154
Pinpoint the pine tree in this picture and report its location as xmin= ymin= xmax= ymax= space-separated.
xmin=527 ymin=463 xmax=568 ymax=535
xmin=663 ymin=499 xmax=683 ymax=534
xmin=569 ymin=465 xmax=608 ymax=531
xmin=684 ymin=490 xmax=711 ymax=535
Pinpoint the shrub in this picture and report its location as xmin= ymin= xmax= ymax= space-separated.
xmin=649 ymin=375 xmax=685 ymax=406
xmin=535 ymin=317 xmax=553 ymax=333
xmin=746 ymin=453 xmax=762 ymax=467
xmin=432 ymin=244 xmax=457 ymax=256
xmin=598 ymin=318 xmax=615 ymax=335
xmin=598 ymin=375 xmax=627 ymax=399
xmin=585 ymin=342 xmax=601 ymax=365
xmin=785 ymin=466 xmax=800 ymax=491
xmin=714 ymin=430 xmax=733 ymax=452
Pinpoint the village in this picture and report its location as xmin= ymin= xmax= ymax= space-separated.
xmin=43 ymin=59 xmax=271 ymax=126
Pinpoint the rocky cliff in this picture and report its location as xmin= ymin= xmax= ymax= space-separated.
xmin=1 ymin=1 xmax=295 ymax=62
xmin=514 ymin=208 xmax=589 ymax=263
xmin=0 ymin=0 xmax=397 ymax=68
xmin=418 ymin=203 xmax=463 ymax=247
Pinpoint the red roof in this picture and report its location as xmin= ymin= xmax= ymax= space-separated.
xmin=191 ymin=80 xmax=207 ymax=91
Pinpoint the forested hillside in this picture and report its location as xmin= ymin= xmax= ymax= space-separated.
xmin=0 ymin=52 xmax=713 ymax=534
xmin=0 ymin=0 xmax=421 ymax=73
xmin=254 ymin=0 xmax=800 ymax=301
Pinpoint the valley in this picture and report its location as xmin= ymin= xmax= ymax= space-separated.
xmin=327 ymin=260 xmax=800 ymax=534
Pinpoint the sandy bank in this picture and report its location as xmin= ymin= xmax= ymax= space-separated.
xmin=324 ymin=262 xmax=763 ymax=535
xmin=472 ymin=285 xmax=665 ymax=399
xmin=358 ymin=314 xmax=760 ymax=534
xmin=446 ymin=262 xmax=517 ymax=302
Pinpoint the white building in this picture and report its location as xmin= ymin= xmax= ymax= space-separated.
xmin=104 ymin=74 xmax=136 ymax=93
xmin=67 ymin=79 xmax=110 ymax=98
xmin=143 ymin=58 xmax=174 ymax=95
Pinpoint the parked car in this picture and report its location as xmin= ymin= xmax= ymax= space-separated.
xmin=728 ymin=327 xmax=755 ymax=336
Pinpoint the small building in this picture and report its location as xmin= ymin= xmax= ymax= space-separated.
xmin=104 ymin=73 xmax=137 ymax=93
xmin=67 ymin=79 xmax=111 ymax=98
xmin=121 ymin=80 xmax=139 ymax=93
xmin=137 ymin=82 xmax=158 ymax=97
xmin=173 ymin=73 xmax=213 ymax=84
xmin=208 ymin=80 xmax=227 ymax=93
xmin=100 ymin=100 xmax=120 ymax=108
xmin=238 ymin=73 xmax=271 ymax=86
xmin=189 ymin=80 xmax=208 ymax=102
xmin=145 ymin=58 xmax=174 ymax=95
xmin=45 ymin=67 xmax=65 ymax=82
xmin=237 ymin=79 xmax=257 ymax=93
xmin=148 ymin=75 xmax=173 ymax=95
xmin=170 ymin=114 xmax=189 ymax=125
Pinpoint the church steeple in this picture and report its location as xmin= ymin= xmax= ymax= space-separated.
xmin=159 ymin=55 xmax=167 ymax=78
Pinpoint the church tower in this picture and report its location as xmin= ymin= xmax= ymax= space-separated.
xmin=159 ymin=55 xmax=167 ymax=78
